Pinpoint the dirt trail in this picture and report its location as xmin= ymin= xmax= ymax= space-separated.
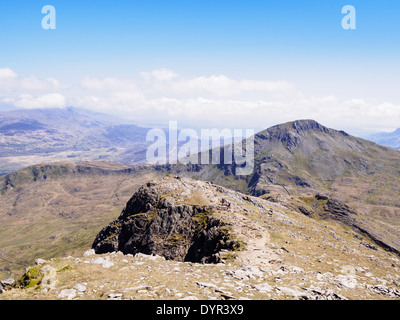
xmin=232 ymin=216 xmax=279 ymax=269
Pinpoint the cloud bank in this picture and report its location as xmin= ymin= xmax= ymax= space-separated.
xmin=0 ymin=67 xmax=399 ymax=134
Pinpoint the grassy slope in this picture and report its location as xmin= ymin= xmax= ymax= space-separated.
xmin=2 ymin=176 xmax=400 ymax=300
xmin=0 ymin=161 xmax=161 ymax=278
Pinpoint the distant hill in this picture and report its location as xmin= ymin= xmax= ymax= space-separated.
xmin=0 ymin=108 xmax=151 ymax=175
xmin=0 ymin=161 xmax=161 ymax=278
xmin=367 ymin=128 xmax=400 ymax=150
xmin=0 ymin=107 xmax=225 ymax=176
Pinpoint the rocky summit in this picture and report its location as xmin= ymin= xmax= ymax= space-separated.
xmin=2 ymin=175 xmax=400 ymax=300
xmin=92 ymin=175 xmax=244 ymax=263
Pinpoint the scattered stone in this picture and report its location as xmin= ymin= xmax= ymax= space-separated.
xmin=368 ymin=285 xmax=400 ymax=298
xmin=254 ymin=283 xmax=273 ymax=293
xmin=362 ymin=243 xmax=378 ymax=251
xmin=41 ymin=266 xmax=57 ymax=290
xmin=58 ymin=289 xmax=77 ymax=300
xmin=228 ymin=266 xmax=263 ymax=280
xmin=74 ymin=283 xmax=87 ymax=292
xmin=335 ymin=274 xmax=357 ymax=289
xmin=35 ymin=259 xmax=47 ymax=265
xmin=91 ymin=257 xmax=114 ymax=268
xmin=179 ymin=296 xmax=198 ymax=300
xmin=280 ymin=247 xmax=290 ymax=253
xmin=289 ymin=266 xmax=304 ymax=274
xmin=214 ymin=287 xmax=234 ymax=299
xmin=300 ymin=288 xmax=347 ymax=300
xmin=1 ymin=278 xmax=15 ymax=287
xmin=108 ymin=293 xmax=123 ymax=300
xmin=276 ymin=286 xmax=303 ymax=298
xmin=83 ymin=249 xmax=96 ymax=257
xmin=196 ymin=282 xmax=218 ymax=289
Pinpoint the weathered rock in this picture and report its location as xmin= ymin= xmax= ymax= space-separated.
xmin=41 ymin=266 xmax=57 ymax=290
xmin=368 ymin=285 xmax=400 ymax=298
xmin=92 ymin=177 xmax=241 ymax=263
xmin=91 ymin=257 xmax=114 ymax=268
xmin=1 ymin=278 xmax=15 ymax=287
xmin=254 ymin=283 xmax=273 ymax=293
xmin=276 ymin=286 xmax=304 ymax=298
xmin=196 ymin=282 xmax=218 ymax=289
xmin=83 ymin=249 xmax=95 ymax=257
xmin=108 ymin=293 xmax=123 ymax=300
xmin=300 ymin=288 xmax=347 ymax=300
xmin=74 ymin=283 xmax=87 ymax=292
xmin=179 ymin=296 xmax=198 ymax=300
xmin=35 ymin=259 xmax=47 ymax=265
xmin=229 ymin=265 xmax=264 ymax=280
xmin=58 ymin=288 xmax=77 ymax=300
xmin=335 ymin=274 xmax=357 ymax=289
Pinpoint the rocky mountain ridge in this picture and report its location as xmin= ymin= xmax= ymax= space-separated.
xmin=2 ymin=119 xmax=400 ymax=300
xmin=367 ymin=128 xmax=400 ymax=150
xmin=166 ymin=120 xmax=400 ymax=255
xmin=2 ymin=176 xmax=400 ymax=300
xmin=0 ymin=107 xmax=150 ymax=175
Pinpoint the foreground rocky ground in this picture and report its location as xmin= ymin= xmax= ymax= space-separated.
xmin=2 ymin=247 xmax=399 ymax=300
xmin=1 ymin=176 xmax=400 ymax=300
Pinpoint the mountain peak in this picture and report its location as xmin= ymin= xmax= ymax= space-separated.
xmin=269 ymin=119 xmax=333 ymax=135
xmin=291 ymin=119 xmax=330 ymax=133
xmin=255 ymin=120 xmax=350 ymax=145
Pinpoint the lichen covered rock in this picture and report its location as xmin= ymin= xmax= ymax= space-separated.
xmin=92 ymin=177 xmax=241 ymax=263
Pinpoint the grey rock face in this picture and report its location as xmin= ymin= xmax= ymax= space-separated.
xmin=1 ymin=278 xmax=15 ymax=287
xmin=92 ymin=179 xmax=239 ymax=263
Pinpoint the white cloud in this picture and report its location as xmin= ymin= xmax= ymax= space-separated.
xmin=137 ymin=71 xmax=299 ymax=99
xmin=81 ymin=77 xmax=134 ymax=91
xmin=14 ymin=93 xmax=66 ymax=109
xmin=177 ymin=76 xmax=297 ymax=97
xmin=1 ymin=67 xmax=400 ymax=134
xmin=20 ymin=76 xmax=53 ymax=91
xmin=72 ymin=70 xmax=400 ymax=133
xmin=140 ymin=68 xmax=179 ymax=82
xmin=0 ymin=68 xmax=18 ymax=79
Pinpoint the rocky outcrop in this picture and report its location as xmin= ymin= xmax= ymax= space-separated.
xmin=92 ymin=177 xmax=241 ymax=263
xmin=296 ymin=194 xmax=400 ymax=256
xmin=4 ymin=174 xmax=400 ymax=300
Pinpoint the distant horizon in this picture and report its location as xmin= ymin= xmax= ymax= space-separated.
xmin=0 ymin=105 xmax=397 ymax=139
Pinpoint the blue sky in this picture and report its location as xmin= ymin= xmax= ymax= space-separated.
xmin=0 ymin=1 xmax=399 ymax=133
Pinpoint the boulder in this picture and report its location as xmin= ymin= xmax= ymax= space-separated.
xmin=92 ymin=178 xmax=241 ymax=263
